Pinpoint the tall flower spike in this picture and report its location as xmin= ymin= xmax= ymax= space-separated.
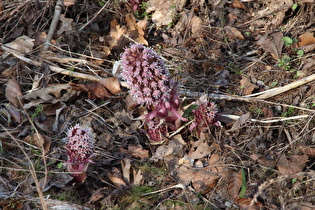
xmin=66 ymin=124 xmax=94 ymax=183
xmin=121 ymin=44 xmax=173 ymax=107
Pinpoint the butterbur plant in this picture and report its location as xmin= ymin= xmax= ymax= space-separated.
xmin=66 ymin=124 xmax=94 ymax=183
xmin=121 ymin=44 xmax=187 ymax=141
xmin=189 ymin=101 xmax=221 ymax=136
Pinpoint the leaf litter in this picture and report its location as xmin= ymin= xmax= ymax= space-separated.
xmin=1 ymin=0 xmax=315 ymax=209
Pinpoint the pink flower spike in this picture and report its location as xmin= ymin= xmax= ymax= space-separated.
xmin=66 ymin=124 xmax=94 ymax=183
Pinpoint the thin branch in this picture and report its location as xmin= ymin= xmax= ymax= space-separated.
xmin=44 ymin=0 xmax=64 ymax=50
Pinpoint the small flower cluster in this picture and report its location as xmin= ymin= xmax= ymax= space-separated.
xmin=190 ymin=102 xmax=221 ymax=136
xmin=66 ymin=124 xmax=94 ymax=183
xmin=128 ymin=0 xmax=145 ymax=11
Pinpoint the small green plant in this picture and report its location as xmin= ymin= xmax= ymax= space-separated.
xmin=134 ymin=1 xmax=151 ymax=19
xmin=292 ymin=3 xmax=298 ymax=10
xmin=282 ymin=36 xmax=294 ymax=47
xmin=31 ymin=104 xmax=43 ymax=120
xmin=98 ymin=0 xmax=107 ymax=7
xmin=278 ymin=55 xmax=291 ymax=71
xmin=297 ymin=49 xmax=304 ymax=58
xmin=281 ymin=107 xmax=294 ymax=117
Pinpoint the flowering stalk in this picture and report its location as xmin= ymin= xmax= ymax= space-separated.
xmin=121 ymin=44 xmax=187 ymax=141
xmin=66 ymin=124 xmax=94 ymax=183
xmin=189 ymin=101 xmax=221 ymax=136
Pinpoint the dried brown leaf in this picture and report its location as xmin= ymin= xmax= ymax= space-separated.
xmin=146 ymin=0 xmax=186 ymax=27
xmin=24 ymin=84 xmax=79 ymax=107
xmin=98 ymin=77 xmax=121 ymax=95
xmin=227 ymin=170 xmax=242 ymax=199
xmin=106 ymin=18 xmax=128 ymax=50
xmin=191 ymin=16 xmax=203 ymax=36
xmin=133 ymin=168 xmax=143 ymax=185
xmin=70 ymin=82 xmax=112 ymax=100
xmin=3 ymin=35 xmax=34 ymax=55
xmin=298 ymin=32 xmax=315 ymax=47
xmin=234 ymin=197 xmax=263 ymax=210
xmin=300 ymin=146 xmax=315 ymax=158
xmin=299 ymin=43 xmax=315 ymax=53
xmin=121 ymin=159 xmax=131 ymax=184
xmin=240 ymin=78 xmax=258 ymax=95
xmin=192 ymin=170 xmax=220 ymax=194
xmin=5 ymin=79 xmax=23 ymax=108
xmin=4 ymin=103 xmax=21 ymax=123
xmin=126 ymin=145 xmax=149 ymax=159
xmin=125 ymin=13 xmax=148 ymax=46
xmin=231 ymin=0 xmax=246 ymax=9
xmin=257 ymin=31 xmax=283 ymax=59
xmin=107 ymin=169 xmax=127 ymax=188
xmin=188 ymin=139 xmax=211 ymax=159
xmin=224 ymin=26 xmax=244 ymax=40
xmin=277 ymin=154 xmax=308 ymax=175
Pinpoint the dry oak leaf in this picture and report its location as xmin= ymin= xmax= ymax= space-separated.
xmin=224 ymin=26 xmax=244 ymax=40
xmin=106 ymin=18 xmax=128 ymax=51
xmin=2 ymin=35 xmax=34 ymax=58
xmin=240 ymin=78 xmax=258 ymax=95
xmin=70 ymin=82 xmax=112 ymax=100
xmin=57 ymin=14 xmax=74 ymax=36
xmin=23 ymin=84 xmax=79 ymax=108
xmin=192 ymin=170 xmax=220 ymax=194
xmin=126 ymin=145 xmax=149 ymax=159
xmin=257 ymin=31 xmax=283 ymax=59
xmin=226 ymin=170 xmax=243 ymax=199
xmin=231 ymin=0 xmax=246 ymax=9
xmin=125 ymin=13 xmax=148 ymax=46
xmin=188 ymin=139 xmax=211 ymax=160
xmin=146 ymin=0 xmax=186 ymax=27
xmin=298 ymin=32 xmax=315 ymax=47
xmin=277 ymin=154 xmax=308 ymax=175
xmin=5 ymin=79 xmax=24 ymax=108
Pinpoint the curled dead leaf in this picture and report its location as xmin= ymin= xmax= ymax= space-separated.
xmin=192 ymin=170 xmax=220 ymax=194
xmin=224 ymin=26 xmax=244 ymax=40
xmin=98 ymin=77 xmax=121 ymax=95
xmin=5 ymin=79 xmax=23 ymax=108
xmin=107 ymin=172 xmax=127 ymax=188
xmin=191 ymin=16 xmax=203 ymax=36
xmin=70 ymin=82 xmax=112 ymax=100
xmin=226 ymin=170 xmax=242 ymax=199
xmin=257 ymin=31 xmax=283 ymax=59
xmin=298 ymin=32 xmax=315 ymax=47
xmin=240 ymin=78 xmax=258 ymax=95
xmin=3 ymin=35 xmax=34 ymax=57
xmin=231 ymin=0 xmax=246 ymax=9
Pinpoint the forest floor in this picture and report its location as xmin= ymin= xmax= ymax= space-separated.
xmin=1 ymin=0 xmax=315 ymax=209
